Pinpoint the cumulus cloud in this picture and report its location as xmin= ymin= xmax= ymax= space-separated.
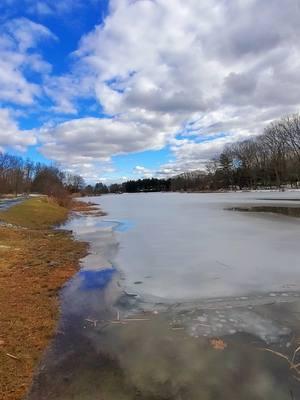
xmin=39 ymin=0 xmax=300 ymax=177
xmin=0 ymin=108 xmax=36 ymax=151
xmin=0 ymin=17 xmax=56 ymax=105
xmin=43 ymin=74 xmax=94 ymax=115
xmin=39 ymin=116 xmax=173 ymax=164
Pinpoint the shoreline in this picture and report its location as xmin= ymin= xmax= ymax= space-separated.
xmin=0 ymin=198 xmax=97 ymax=400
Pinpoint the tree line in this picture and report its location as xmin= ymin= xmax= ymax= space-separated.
xmin=205 ymin=113 xmax=300 ymax=191
xmin=0 ymin=152 xmax=85 ymax=205
xmin=82 ymin=178 xmax=171 ymax=195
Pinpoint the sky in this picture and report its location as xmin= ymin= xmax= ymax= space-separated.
xmin=1 ymin=0 xmax=300 ymax=183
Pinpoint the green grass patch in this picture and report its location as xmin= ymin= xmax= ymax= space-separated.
xmin=0 ymin=197 xmax=69 ymax=229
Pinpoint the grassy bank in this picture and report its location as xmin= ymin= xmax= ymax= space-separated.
xmin=0 ymin=197 xmax=88 ymax=400
xmin=0 ymin=197 xmax=69 ymax=229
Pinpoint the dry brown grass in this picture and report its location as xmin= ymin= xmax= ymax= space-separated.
xmin=0 ymin=199 xmax=89 ymax=400
xmin=72 ymin=200 xmax=105 ymax=216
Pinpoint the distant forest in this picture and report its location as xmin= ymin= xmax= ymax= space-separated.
xmin=1 ymin=113 xmax=300 ymax=198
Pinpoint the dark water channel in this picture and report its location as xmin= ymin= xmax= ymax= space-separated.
xmin=27 ymin=192 xmax=300 ymax=400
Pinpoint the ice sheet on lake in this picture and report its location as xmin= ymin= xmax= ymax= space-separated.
xmin=94 ymin=192 xmax=300 ymax=300
xmin=66 ymin=192 xmax=300 ymax=344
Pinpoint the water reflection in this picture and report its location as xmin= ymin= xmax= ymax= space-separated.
xmin=28 ymin=308 xmax=300 ymax=399
xmin=228 ymin=205 xmax=300 ymax=218
xmin=78 ymin=268 xmax=116 ymax=291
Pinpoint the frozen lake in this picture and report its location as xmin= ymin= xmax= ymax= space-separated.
xmin=89 ymin=192 xmax=300 ymax=300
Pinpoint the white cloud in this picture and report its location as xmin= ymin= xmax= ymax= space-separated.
xmin=0 ymin=17 xmax=52 ymax=155
xmin=0 ymin=17 xmax=56 ymax=105
xmin=0 ymin=108 xmax=36 ymax=151
xmin=3 ymin=17 xmax=57 ymax=51
xmin=39 ymin=116 xmax=173 ymax=164
xmin=39 ymin=0 xmax=300 ymax=178
xmin=43 ymin=74 xmax=94 ymax=115
xmin=133 ymin=165 xmax=153 ymax=179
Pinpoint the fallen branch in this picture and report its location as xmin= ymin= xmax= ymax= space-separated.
xmin=262 ymin=347 xmax=300 ymax=379
xmin=6 ymin=353 xmax=19 ymax=360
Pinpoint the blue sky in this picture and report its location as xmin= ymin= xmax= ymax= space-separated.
xmin=1 ymin=0 xmax=300 ymax=183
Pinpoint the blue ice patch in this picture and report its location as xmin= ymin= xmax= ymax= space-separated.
xmin=79 ymin=268 xmax=116 ymax=291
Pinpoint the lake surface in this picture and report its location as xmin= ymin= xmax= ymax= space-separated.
xmin=97 ymin=192 xmax=300 ymax=300
xmin=28 ymin=192 xmax=300 ymax=400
